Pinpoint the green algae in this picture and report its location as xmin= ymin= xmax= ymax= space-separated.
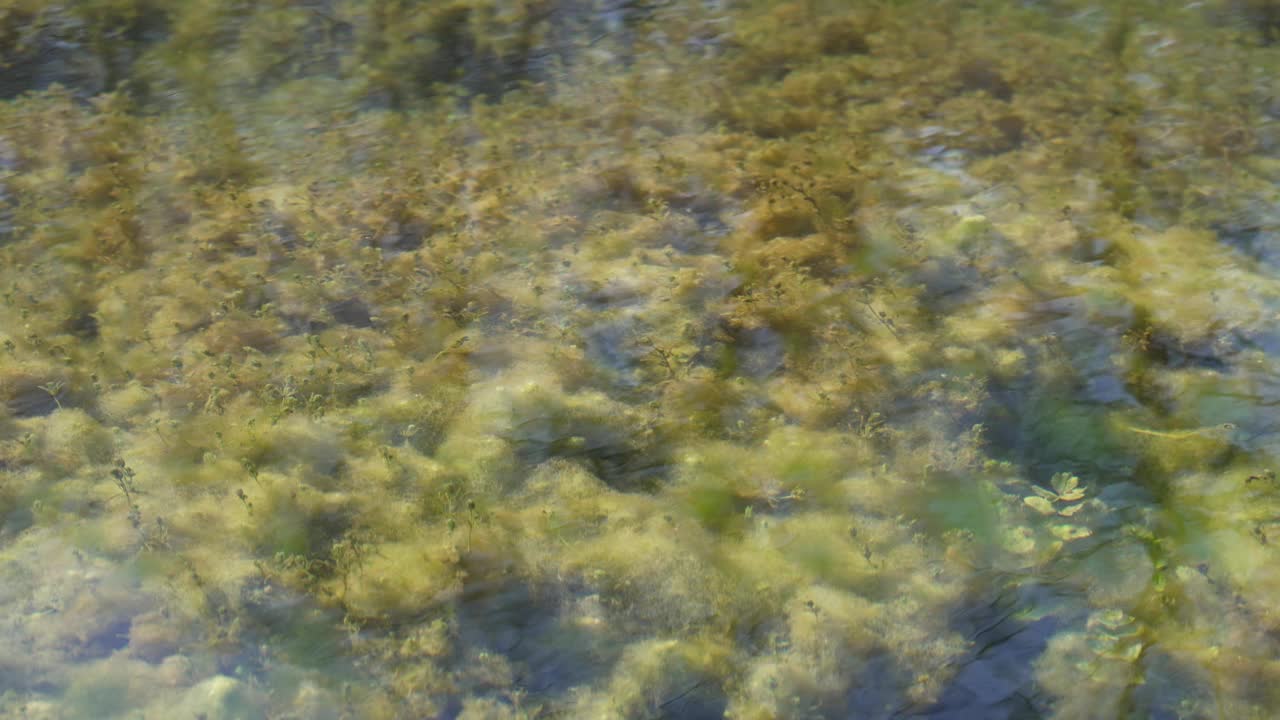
xmin=1 ymin=0 xmax=1280 ymax=717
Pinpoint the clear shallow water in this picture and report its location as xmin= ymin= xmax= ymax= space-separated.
xmin=1 ymin=1 xmax=1279 ymax=718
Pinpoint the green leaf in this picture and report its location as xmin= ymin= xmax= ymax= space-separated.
xmin=1023 ymin=496 xmax=1057 ymax=515
xmin=1057 ymin=502 xmax=1086 ymax=517
xmin=1030 ymin=485 xmax=1060 ymax=501
xmin=1051 ymin=524 xmax=1092 ymax=541
xmin=1092 ymin=608 xmax=1132 ymax=630
xmin=1114 ymin=640 xmax=1144 ymax=662
xmin=1003 ymin=526 xmax=1037 ymax=554
xmin=1050 ymin=472 xmax=1080 ymax=497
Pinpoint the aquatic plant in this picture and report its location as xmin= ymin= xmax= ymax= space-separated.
xmin=1 ymin=0 xmax=1279 ymax=717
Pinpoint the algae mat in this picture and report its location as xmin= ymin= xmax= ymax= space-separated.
xmin=2 ymin=0 xmax=1280 ymax=717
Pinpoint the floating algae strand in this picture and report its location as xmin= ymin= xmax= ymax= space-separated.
xmin=1119 ymin=422 xmax=1238 ymax=442
xmin=1 ymin=0 xmax=1280 ymax=718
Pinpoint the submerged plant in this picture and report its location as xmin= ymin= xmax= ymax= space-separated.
xmin=0 ymin=0 xmax=1278 ymax=717
xmin=1023 ymin=472 xmax=1087 ymax=517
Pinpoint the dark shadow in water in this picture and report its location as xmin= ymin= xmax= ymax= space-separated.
xmin=1127 ymin=646 xmax=1219 ymax=719
xmin=971 ymin=286 xmax=1146 ymax=480
xmin=449 ymin=578 xmax=609 ymax=716
xmin=0 ymin=182 xmax=14 ymax=246
xmin=503 ymin=413 xmax=673 ymax=494
xmin=238 ymin=576 xmax=354 ymax=676
xmin=651 ymin=680 xmax=728 ymax=720
xmin=910 ymin=617 xmax=1057 ymax=719
xmin=421 ymin=570 xmax=729 ymax=718
xmin=0 ymin=9 xmax=168 ymax=100
xmin=904 ymin=583 xmax=1063 ymax=720
xmin=980 ymin=376 xmax=1139 ymax=483
xmin=4 ymin=382 xmax=61 ymax=418
xmin=843 ymin=651 xmax=940 ymax=720
xmin=1134 ymin=327 xmax=1231 ymax=372
xmin=327 ymin=297 xmax=374 ymax=328
xmin=1215 ymin=222 xmax=1280 ymax=267
xmin=718 ymin=325 xmax=786 ymax=380
xmin=456 ymin=577 xmax=605 ymax=696
xmin=77 ymin=617 xmax=134 ymax=661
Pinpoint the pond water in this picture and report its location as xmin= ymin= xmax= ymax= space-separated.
xmin=2 ymin=1 xmax=1280 ymax=718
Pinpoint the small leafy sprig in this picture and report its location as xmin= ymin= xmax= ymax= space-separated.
xmin=110 ymin=457 xmax=142 ymax=529
xmin=38 ymin=380 xmax=66 ymax=409
xmin=1023 ymin=472 xmax=1092 ymax=541
xmin=1023 ymin=472 xmax=1086 ymax=516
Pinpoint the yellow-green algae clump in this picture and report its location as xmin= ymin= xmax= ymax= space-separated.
xmin=2 ymin=0 xmax=1280 ymax=718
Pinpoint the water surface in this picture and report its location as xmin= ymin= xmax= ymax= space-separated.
xmin=2 ymin=1 xmax=1280 ymax=718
